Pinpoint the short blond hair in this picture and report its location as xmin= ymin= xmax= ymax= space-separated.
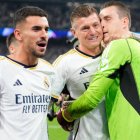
xmin=70 ymin=4 xmax=99 ymax=28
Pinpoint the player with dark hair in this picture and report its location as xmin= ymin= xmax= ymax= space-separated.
xmin=6 ymin=32 xmax=15 ymax=47
xmin=57 ymin=1 xmax=140 ymax=140
xmin=0 ymin=6 xmax=59 ymax=140
xmin=6 ymin=32 xmax=18 ymax=54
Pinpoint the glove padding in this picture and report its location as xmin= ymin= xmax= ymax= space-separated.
xmin=57 ymin=109 xmax=74 ymax=131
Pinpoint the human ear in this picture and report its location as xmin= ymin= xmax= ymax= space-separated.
xmin=14 ymin=29 xmax=23 ymax=41
xmin=70 ymin=28 xmax=78 ymax=38
xmin=122 ymin=17 xmax=129 ymax=29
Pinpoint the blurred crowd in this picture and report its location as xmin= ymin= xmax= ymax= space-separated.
xmin=0 ymin=1 xmax=140 ymax=63
xmin=0 ymin=2 xmax=139 ymax=31
xmin=0 ymin=2 xmax=72 ymax=29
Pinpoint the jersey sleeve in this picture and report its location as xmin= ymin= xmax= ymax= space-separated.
xmin=50 ymin=69 xmax=62 ymax=99
xmin=67 ymin=39 xmax=132 ymax=119
xmin=52 ymin=55 xmax=68 ymax=96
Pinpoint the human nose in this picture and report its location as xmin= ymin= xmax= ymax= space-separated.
xmin=41 ymin=29 xmax=48 ymax=38
xmin=89 ymin=27 xmax=96 ymax=34
xmin=100 ymin=20 xmax=105 ymax=29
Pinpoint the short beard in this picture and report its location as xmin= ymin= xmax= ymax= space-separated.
xmin=32 ymin=51 xmax=45 ymax=58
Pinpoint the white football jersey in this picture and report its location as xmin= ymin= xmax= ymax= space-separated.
xmin=53 ymin=48 xmax=109 ymax=140
xmin=0 ymin=56 xmax=58 ymax=140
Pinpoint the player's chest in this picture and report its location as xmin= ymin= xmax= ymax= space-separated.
xmin=68 ymin=59 xmax=100 ymax=81
xmin=1 ymin=68 xmax=51 ymax=101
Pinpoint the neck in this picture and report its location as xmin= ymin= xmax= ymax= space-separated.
xmin=8 ymin=52 xmax=38 ymax=66
xmin=78 ymin=45 xmax=102 ymax=56
xmin=104 ymin=30 xmax=131 ymax=47
xmin=120 ymin=31 xmax=131 ymax=39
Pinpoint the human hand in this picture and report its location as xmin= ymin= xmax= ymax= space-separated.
xmin=55 ymin=93 xmax=70 ymax=106
xmin=57 ymin=109 xmax=74 ymax=131
xmin=62 ymin=100 xmax=74 ymax=109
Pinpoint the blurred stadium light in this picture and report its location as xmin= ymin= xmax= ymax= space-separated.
xmin=0 ymin=27 xmax=139 ymax=39
xmin=0 ymin=27 xmax=74 ymax=39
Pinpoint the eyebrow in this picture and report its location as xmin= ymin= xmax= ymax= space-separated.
xmin=32 ymin=26 xmax=49 ymax=30
xmin=100 ymin=14 xmax=111 ymax=19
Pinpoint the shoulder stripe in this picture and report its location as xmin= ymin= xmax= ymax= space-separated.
xmin=0 ymin=56 xmax=5 ymax=61
xmin=53 ymin=49 xmax=76 ymax=66
xmin=39 ymin=58 xmax=52 ymax=67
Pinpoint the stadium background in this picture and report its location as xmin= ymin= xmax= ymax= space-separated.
xmin=0 ymin=0 xmax=139 ymax=140
xmin=0 ymin=0 xmax=140 ymax=63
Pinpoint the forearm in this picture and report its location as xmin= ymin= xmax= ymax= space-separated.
xmin=57 ymin=76 xmax=114 ymax=131
xmin=66 ymin=92 xmax=95 ymax=119
xmin=66 ymin=76 xmax=113 ymax=119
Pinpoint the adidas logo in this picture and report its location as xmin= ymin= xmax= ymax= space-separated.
xmin=13 ymin=79 xmax=23 ymax=86
xmin=80 ymin=67 xmax=88 ymax=74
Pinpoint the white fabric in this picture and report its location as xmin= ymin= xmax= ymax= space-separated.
xmin=0 ymin=56 xmax=57 ymax=140
xmin=53 ymin=48 xmax=109 ymax=140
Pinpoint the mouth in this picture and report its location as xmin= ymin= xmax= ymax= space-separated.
xmin=88 ymin=36 xmax=98 ymax=41
xmin=103 ymin=32 xmax=108 ymax=36
xmin=37 ymin=41 xmax=47 ymax=48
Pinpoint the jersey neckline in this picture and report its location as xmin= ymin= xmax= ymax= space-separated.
xmin=75 ymin=46 xmax=102 ymax=59
xmin=5 ymin=56 xmax=38 ymax=68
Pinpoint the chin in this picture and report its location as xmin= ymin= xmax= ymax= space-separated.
xmin=33 ymin=52 xmax=45 ymax=58
xmin=103 ymin=39 xmax=109 ymax=45
xmin=38 ymin=53 xmax=45 ymax=58
xmin=92 ymin=42 xmax=100 ymax=47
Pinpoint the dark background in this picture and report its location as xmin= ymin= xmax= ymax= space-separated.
xmin=0 ymin=0 xmax=139 ymax=63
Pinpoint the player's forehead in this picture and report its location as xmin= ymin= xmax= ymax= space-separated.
xmin=99 ymin=6 xmax=118 ymax=19
xmin=26 ymin=16 xmax=48 ymax=24
xmin=74 ymin=13 xmax=100 ymax=27
xmin=22 ymin=16 xmax=49 ymax=29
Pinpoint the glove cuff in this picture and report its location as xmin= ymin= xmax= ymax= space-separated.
xmin=61 ymin=109 xmax=74 ymax=122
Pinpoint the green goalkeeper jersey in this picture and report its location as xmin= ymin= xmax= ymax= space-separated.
xmin=68 ymin=38 xmax=140 ymax=140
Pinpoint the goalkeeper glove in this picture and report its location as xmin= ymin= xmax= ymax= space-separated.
xmin=57 ymin=109 xmax=74 ymax=131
